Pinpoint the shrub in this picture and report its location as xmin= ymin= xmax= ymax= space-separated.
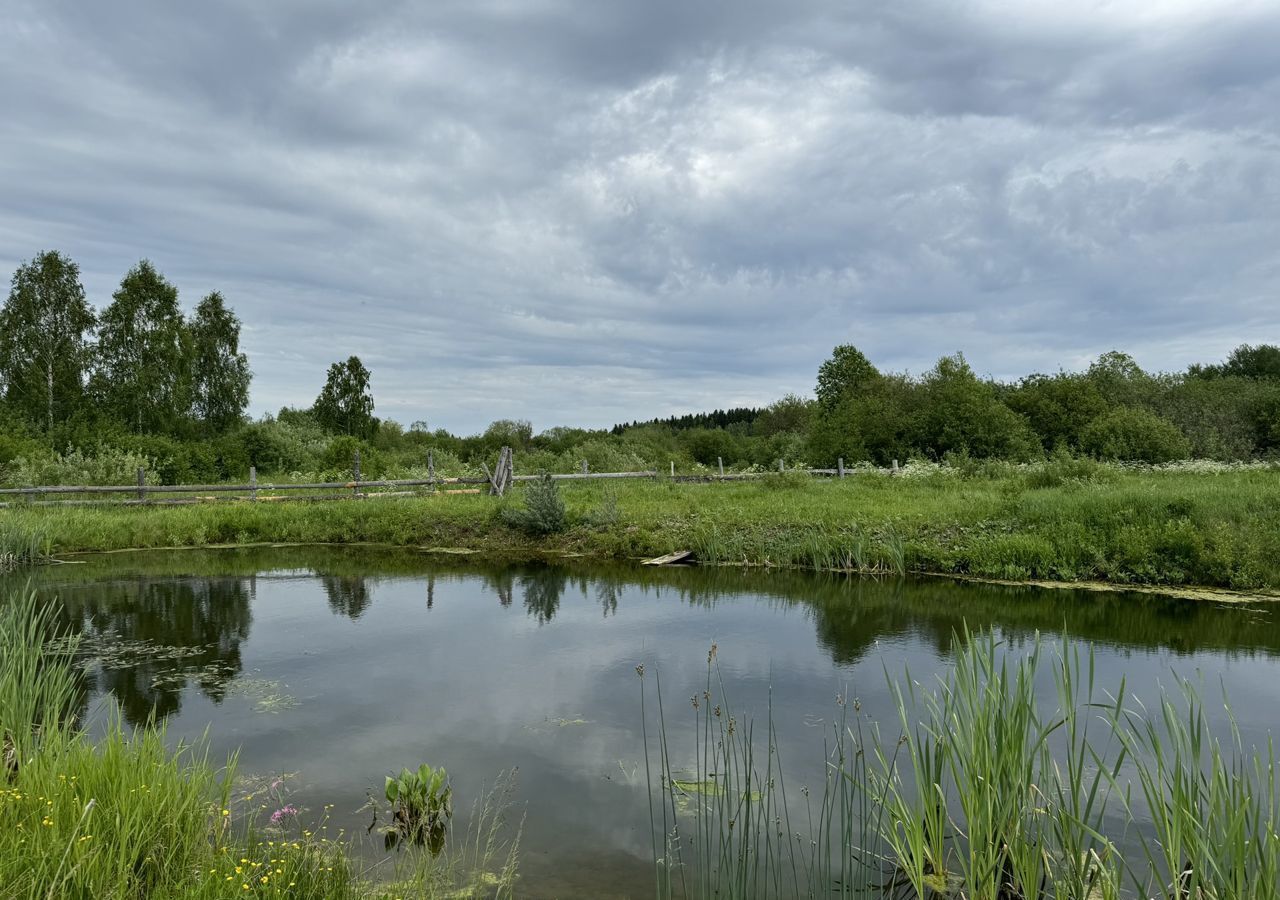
xmin=501 ymin=472 xmax=567 ymax=534
xmin=1080 ymin=407 xmax=1192 ymax=463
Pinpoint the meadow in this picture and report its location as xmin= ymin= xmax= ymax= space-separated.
xmin=4 ymin=458 xmax=1279 ymax=592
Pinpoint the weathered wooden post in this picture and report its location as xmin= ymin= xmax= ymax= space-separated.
xmin=718 ymin=457 xmax=724 ymax=477
xmin=428 ymin=449 xmax=435 ymax=483
xmin=353 ymin=451 xmax=362 ymax=497
xmin=838 ymin=458 xmax=845 ymax=478
xmin=778 ymin=458 xmax=784 ymax=473
xmin=581 ymin=460 xmax=589 ymax=475
xmin=136 ymin=467 xmax=146 ymax=503
xmin=891 ymin=459 xmax=900 ymax=476
xmin=670 ymin=461 xmax=675 ymax=477
xmin=250 ymin=466 xmax=258 ymax=501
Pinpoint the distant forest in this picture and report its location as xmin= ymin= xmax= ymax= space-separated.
xmin=1 ymin=249 xmax=1278 ymax=485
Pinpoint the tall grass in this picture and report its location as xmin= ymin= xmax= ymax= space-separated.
xmin=640 ymin=633 xmax=1280 ymax=898
xmin=0 ymin=587 xmax=519 ymax=899
xmin=11 ymin=463 xmax=1278 ymax=590
xmin=0 ymin=522 xmax=51 ymax=572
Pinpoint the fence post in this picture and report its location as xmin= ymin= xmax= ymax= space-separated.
xmin=718 ymin=457 xmax=724 ymax=477
xmin=838 ymin=458 xmax=845 ymax=478
xmin=136 ymin=467 xmax=146 ymax=503
xmin=891 ymin=459 xmax=900 ymax=476
xmin=353 ymin=451 xmax=361 ymax=497
xmin=670 ymin=461 xmax=675 ymax=477
xmin=427 ymin=449 xmax=435 ymax=486
xmin=250 ymin=466 xmax=258 ymax=501
xmin=581 ymin=460 xmax=589 ymax=475
xmin=778 ymin=458 xmax=784 ymax=473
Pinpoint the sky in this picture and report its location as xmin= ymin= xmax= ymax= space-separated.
xmin=2 ymin=0 xmax=1278 ymax=433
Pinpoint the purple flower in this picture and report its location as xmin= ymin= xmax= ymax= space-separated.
xmin=269 ymin=805 xmax=298 ymax=824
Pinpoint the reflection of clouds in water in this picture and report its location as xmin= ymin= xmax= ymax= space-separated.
xmin=29 ymin=554 xmax=1280 ymax=896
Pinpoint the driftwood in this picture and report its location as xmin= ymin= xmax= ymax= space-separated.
xmin=642 ymin=550 xmax=695 ymax=566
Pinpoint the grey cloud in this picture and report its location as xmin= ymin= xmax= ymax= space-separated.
xmin=1 ymin=0 xmax=1277 ymax=430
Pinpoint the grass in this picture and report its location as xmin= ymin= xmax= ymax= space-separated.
xmin=0 ymin=521 xmax=51 ymax=572
xmin=0 ymin=588 xmax=519 ymax=899
xmin=640 ymin=632 xmax=1280 ymax=898
xmin=6 ymin=461 xmax=1280 ymax=591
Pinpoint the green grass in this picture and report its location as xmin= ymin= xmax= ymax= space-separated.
xmin=641 ymin=632 xmax=1280 ymax=898
xmin=0 ymin=521 xmax=51 ymax=572
xmin=8 ymin=463 xmax=1280 ymax=591
xmin=0 ymin=589 xmax=519 ymax=899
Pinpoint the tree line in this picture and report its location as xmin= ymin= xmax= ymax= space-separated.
xmin=0 ymin=251 xmax=377 ymax=451
xmin=2 ymin=248 xmax=1277 ymax=487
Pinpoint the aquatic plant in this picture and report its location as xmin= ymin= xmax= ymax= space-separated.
xmin=640 ymin=634 xmax=1280 ymax=898
xmin=385 ymin=764 xmax=453 ymax=854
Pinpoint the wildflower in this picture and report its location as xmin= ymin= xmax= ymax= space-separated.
xmin=269 ymin=804 xmax=299 ymax=824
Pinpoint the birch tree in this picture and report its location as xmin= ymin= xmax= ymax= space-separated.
xmin=0 ymin=250 xmax=96 ymax=432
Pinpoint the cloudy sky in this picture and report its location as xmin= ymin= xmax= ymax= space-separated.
xmin=2 ymin=0 xmax=1278 ymax=432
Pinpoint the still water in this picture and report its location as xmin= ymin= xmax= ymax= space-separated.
xmin=22 ymin=547 xmax=1280 ymax=897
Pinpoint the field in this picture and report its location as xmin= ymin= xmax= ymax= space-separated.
xmin=6 ymin=460 xmax=1279 ymax=592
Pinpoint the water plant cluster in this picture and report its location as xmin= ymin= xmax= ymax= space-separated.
xmin=639 ymin=635 xmax=1280 ymax=899
xmin=0 ymin=588 xmax=519 ymax=899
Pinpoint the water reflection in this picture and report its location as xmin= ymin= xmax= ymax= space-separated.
xmin=323 ymin=575 xmax=373 ymax=620
xmin=17 ymin=548 xmax=1280 ymax=898
xmin=21 ymin=553 xmax=1278 ymax=734
xmin=46 ymin=575 xmax=252 ymax=725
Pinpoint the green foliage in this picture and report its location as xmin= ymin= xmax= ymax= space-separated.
xmin=913 ymin=353 xmax=1041 ymax=461
xmin=481 ymin=419 xmax=533 ymax=454
xmin=312 ymin=356 xmax=376 ymax=439
xmin=320 ymin=435 xmax=382 ymax=479
xmin=189 ymin=292 xmax=251 ymax=433
xmin=500 ymin=472 xmax=567 ymax=535
xmin=1080 ymin=406 xmax=1192 ymax=463
xmin=0 ymin=250 xmax=96 ymax=433
xmin=385 ymin=764 xmax=453 ymax=849
xmin=644 ymin=634 xmax=1279 ymax=900
xmin=815 ymin=344 xmax=879 ymax=409
xmin=92 ymin=260 xmax=192 ymax=435
xmin=0 ymin=587 xmax=517 ymax=899
xmin=2 ymin=445 xmax=155 ymax=488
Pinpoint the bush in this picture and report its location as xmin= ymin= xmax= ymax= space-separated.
xmin=501 ymin=472 xmax=567 ymax=534
xmin=5 ymin=445 xmax=155 ymax=487
xmin=1080 ymin=407 xmax=1192 ymax=463
xmin=320 ymin=435 xmax=382 ymax=479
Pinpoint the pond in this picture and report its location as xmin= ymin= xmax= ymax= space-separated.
xmin=20 ymin=547 xmax=1280 ymax=898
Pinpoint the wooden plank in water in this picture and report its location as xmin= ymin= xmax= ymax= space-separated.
xmin=642 ymin=550 xmax=695 ymax=566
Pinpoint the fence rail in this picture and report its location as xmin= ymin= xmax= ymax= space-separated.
xmin=0 ymin=451 xmax=896 ymax=509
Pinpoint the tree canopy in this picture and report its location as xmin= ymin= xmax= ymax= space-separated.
xmin=313 ymin=355 xmax=376 ymax=438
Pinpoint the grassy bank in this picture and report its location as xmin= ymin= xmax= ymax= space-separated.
xmin=6 ymin=460 xmax=1280 ymax=591
xmin=0 ymin=589 xmax=518 ymax=899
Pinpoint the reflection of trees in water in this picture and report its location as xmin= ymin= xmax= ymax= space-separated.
xmin=521 ymin=569 xmax=568 ymax=624
xmin=481 ymin=571 xmax=515 ymax=608
xmin=597 ymin=582 xmax=620 ymax=617
xmin=50 ymin=576 xmax=254 ymax=726
xmin=323 ymin=576 xmax=373 ymax=620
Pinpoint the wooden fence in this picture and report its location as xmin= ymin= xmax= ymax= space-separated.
xmin=0 ymin=449 xmax=898 ymax=509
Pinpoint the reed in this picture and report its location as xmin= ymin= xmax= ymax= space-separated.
xmin=640 ymin=632 xmax=1279 ymax=898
